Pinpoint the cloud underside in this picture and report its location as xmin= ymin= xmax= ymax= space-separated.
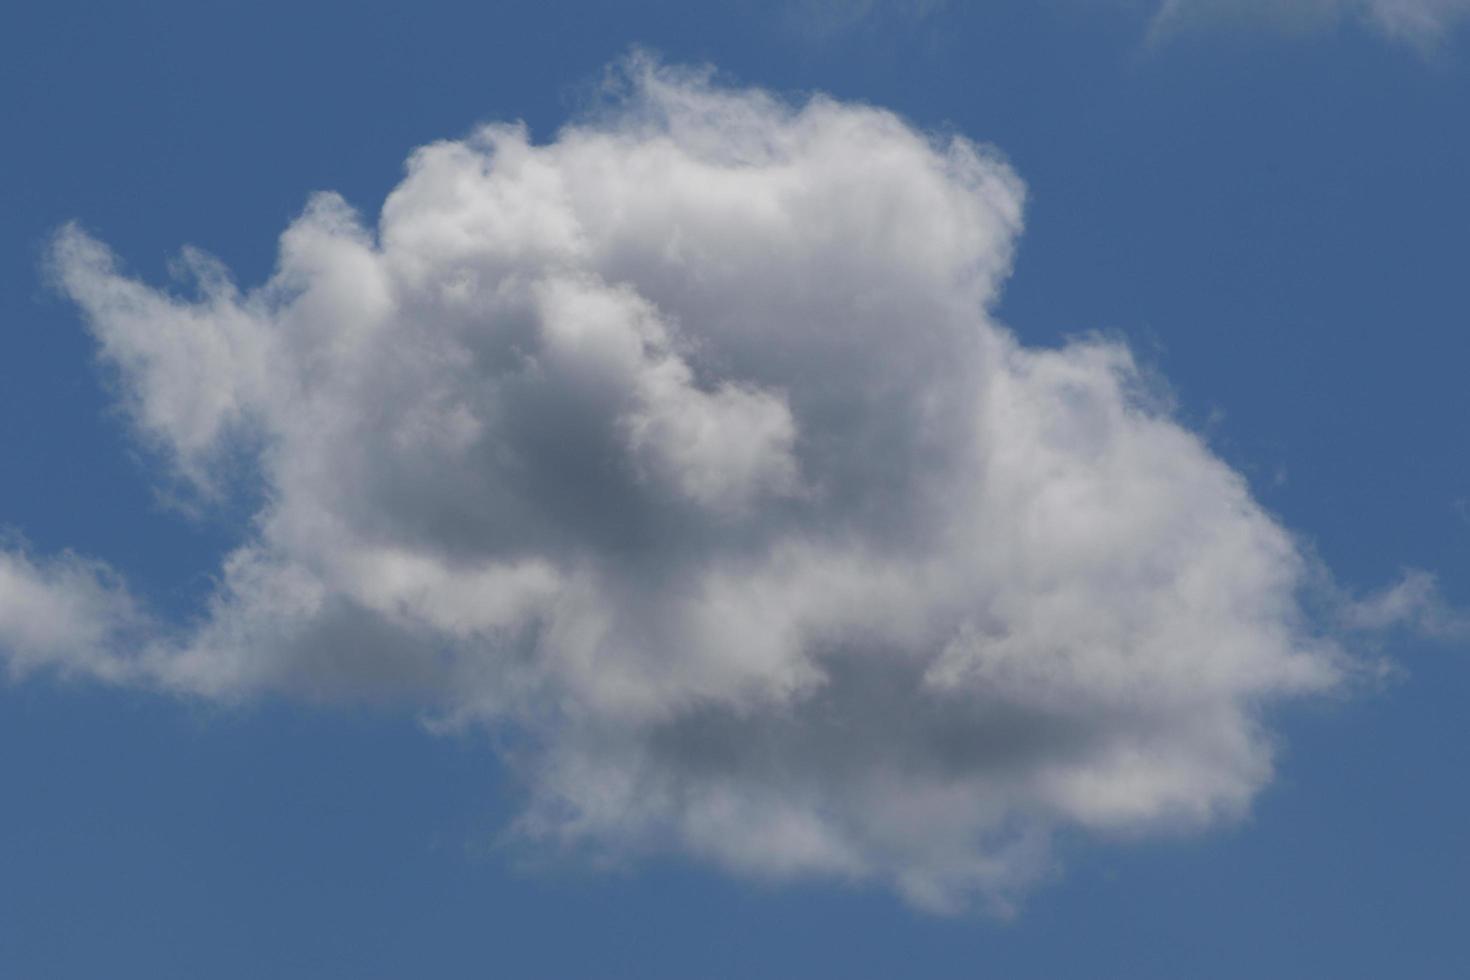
xmin=4 ymin=58 xmax=1354 ymax=913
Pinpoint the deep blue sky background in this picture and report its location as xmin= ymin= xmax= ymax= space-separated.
xmin=2 ymin=1 xmax=1467 ymax=975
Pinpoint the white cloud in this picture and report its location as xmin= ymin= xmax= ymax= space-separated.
xmin=0 ymin=546 xmax=145 ymax=683
xmin=3 ymin=56 xmax=1394 ymax=911
xmin=1343 ymin=570 xmax=1470 ymax=640
xmin=1150 ymin=0 xmax=1470 ymax=47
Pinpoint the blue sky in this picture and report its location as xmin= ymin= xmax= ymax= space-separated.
xmin=2 ymin=1 xmax=1468 ymax=976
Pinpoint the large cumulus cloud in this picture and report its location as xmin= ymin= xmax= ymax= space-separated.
xmin=6 ymin=58 xmax=1356 ymax=911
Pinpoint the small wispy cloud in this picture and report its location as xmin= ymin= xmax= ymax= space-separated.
xmin=1148 ymin=0 xmax=1470 ymax=49
xmin=781 ymin=0 xmax=1470 ymax=49
xmin=1342 ymin=570 xmax=1470 ymax=641
xmin=780 ymin=0 xmax=948 ymax=39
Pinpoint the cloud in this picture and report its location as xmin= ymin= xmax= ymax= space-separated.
xmin=782 ymin=0 xmax=948 ymax=38
xmin=4 ymin=56 xmax=1382 ymax=912
xmin=0 ymin=546 xmax=145 ymax=683
xmin=779 ymin=0 xmax=1470 ymax=48
xmin=1149 ymin=0 xmax=1470 ymax=47
xmin=1342 ymin=570 xmax=1470 ymax=640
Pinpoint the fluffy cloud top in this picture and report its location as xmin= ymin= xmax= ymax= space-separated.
xmin=6 ymin=58 xmax=1357 ymax=911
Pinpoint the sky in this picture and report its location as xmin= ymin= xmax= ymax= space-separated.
xmin=1 ymin=1 xmax=1468 ymax=976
